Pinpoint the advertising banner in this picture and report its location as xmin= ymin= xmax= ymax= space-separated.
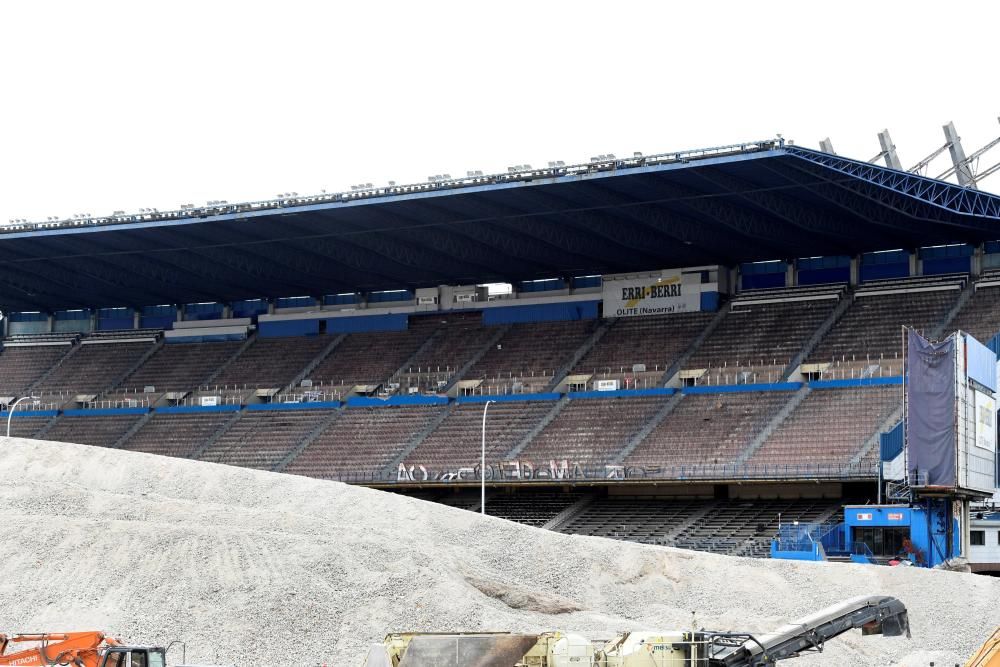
xmin=906 ymin=329 xmax=956 ymax=487
xmin=602 ymin=272 xmax=700 ymax=318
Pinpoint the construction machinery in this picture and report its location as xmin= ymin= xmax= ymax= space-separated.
xmin=966 ymin=627 xmax=1000 ymax=667
xmin=0 ymin=631 xmax=166 ymax=667
xmin=361 ymin=595 xmax=910 ymax=666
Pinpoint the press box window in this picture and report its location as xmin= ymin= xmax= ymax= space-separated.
xmin=970 ymin=530 xmax=985 ymax=546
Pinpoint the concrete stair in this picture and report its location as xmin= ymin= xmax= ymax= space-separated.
xmin=548 ymin=319 xmax=614 ymax=391
xmin=782 ymin=292 xmax=854 ymax=380
xmin=381 ymin=402 xmax=458 ymax=477
xmin=611 ymin=392 xmax=685 ymax=465
xmin=661 ymin=306 xmax=729 ymax=385
xmin=285 ymin=334 xmax=347 ymax=393
xmin=190 ymin=411 xmax=244 ymax=460
xmin=27 ymin=343 xmax=81 ymax=395
xmin=735 ymin=385 xmax=811 ymax=465
xmin=504 ymin=396 xmax=570 ymax=460
xmin=273 ymin=410 xmax=343 ymax=473
xmin=441 ymin=325 xmax=511 ymax=393
xmin=112 ymin=411 xmax=155 ymax=449
xmin=202 ymin=332 xmax=257 ymax=387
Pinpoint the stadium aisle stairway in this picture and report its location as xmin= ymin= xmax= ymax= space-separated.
xmin=200 ymin=409 xmax=333 ymax=469
xmin=403 ymin=400 xmax=554 ymax=471
xmin=747 ymin=385 xmax=900 ymax=466
xmin=42 ymin=414 xmax=144 ymax=448
xmin=120 ymin=412 xmax=237 ymax=458
xmin=283 ymin=405 xmax=444 ymax=480
xmin=624 ymin=391 xmax=789 ymax=468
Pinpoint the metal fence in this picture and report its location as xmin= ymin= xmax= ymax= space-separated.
xmin=322 ymin=460 xmax=878 ymax=485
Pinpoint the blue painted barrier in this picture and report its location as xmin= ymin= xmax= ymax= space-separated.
xmin=347 ymin=395 xmax=449 ymax=408
xmin=62 ymin=407 xmax=150 ymax=416
xmin=568 ymin=388 xmax=675 ymax=399
xmin=156 ymin=404 xmax=242 ymax=414
xmin=458 ymin=393 xmax=560 ymax=404
xmin=809 ymin=377 xmax=903 ymax=389
xmin=682 ymin=382 xmax=801 ymax=394
xmin=247 ymin=401 xmax=342 ymax=411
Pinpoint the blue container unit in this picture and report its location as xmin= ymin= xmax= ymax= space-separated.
xmin=773 ymin=503 xmax=961 ymax=567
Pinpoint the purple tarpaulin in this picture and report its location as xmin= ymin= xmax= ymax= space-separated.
xmin=906 ymin=329 xmax=956 ymax=487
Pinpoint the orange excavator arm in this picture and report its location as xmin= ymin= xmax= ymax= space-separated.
xmin=0 ymin=631 xmax=120 ymax=667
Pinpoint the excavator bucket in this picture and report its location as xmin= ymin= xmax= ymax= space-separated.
xmin=397 ymin=633 xmax=541 ymax=667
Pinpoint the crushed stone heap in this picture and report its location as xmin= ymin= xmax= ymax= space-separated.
xmin=1 ymin=437 xmax=998 ymax=666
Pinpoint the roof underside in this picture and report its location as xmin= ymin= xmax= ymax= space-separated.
xmin=2 ymin=145 xmax=1000 ymax=312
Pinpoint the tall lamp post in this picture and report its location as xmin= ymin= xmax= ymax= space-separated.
xmin=7 ymin=396 xmax=39 ymax=437
xmin=481 ymin=400 xmax=494 ymax=515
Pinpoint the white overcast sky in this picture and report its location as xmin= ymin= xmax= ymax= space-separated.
xmin=1 ymin=0 xmax=998 ymax=224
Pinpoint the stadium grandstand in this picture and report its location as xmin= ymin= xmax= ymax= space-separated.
xmin=3 ymin=137 xmax=1000 ymax=560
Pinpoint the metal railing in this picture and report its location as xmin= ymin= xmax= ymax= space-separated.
xmin=326 ymin=460 xmax=878 ymax=485
xmin=1 ymin=138 xmax=782 ymax=233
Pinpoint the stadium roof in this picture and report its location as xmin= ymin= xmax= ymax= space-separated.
xmin=2 ymin=139 xmax=1000 ymax=312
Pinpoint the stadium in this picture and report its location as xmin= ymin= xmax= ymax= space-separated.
xmin=3 ymin=136 xmax=1000 ymax=666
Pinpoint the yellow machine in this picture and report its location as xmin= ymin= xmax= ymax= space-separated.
xmin=966 ymin=627 xmax=1000 ymax=667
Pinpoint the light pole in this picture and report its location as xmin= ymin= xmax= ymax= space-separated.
xmin=481 ymin=400 xmax=494 ymax=515
xmin=7 ymin=396 xmax=39 ymax=437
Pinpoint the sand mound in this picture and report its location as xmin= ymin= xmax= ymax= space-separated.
xmin=0 ymin=437 xmax=997 ymax=666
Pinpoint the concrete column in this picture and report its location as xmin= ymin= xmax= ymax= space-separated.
xmin=133 ymin=309 xmax=141 ymax=329
xmin=910 ymin=250 xmax=919 ymax=277
xmin=849 ymin=256 xmax=859 ymax=286
xmin=786 ymin=259 xmax=796 ymax=287
xmin=47 ymin=313 xmax=54 ymax=333
xmin=973 ymin=243 xmax=984 ymax=278
xmin=176 ymin=305 xmax=184 ymax=323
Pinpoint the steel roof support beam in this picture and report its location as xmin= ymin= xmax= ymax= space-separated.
xmin=769 ymin=161 xmax=969 ymax=245
xmin=478 ymin=186 xmax=686 ymax=269
xmin=396 ymin=202 xmax=592 ymax=282
xmin=784 ymin=147 xmax=1000 ymax=219
xmin=943 ymin=121 xmax=976 ymax=188
xmin=440 ymin=194 xmax=635 ymax=269
xmin=230 ymin=216 xmax=415 ymax=290
xmin=691 ymin=167 xmax=895 ymax=253
xmin=0 ymin=241 xmax=179 ymax=308
xmin=335 ymin=204 xmax=553 ymax=279
xmin=877 ymin=130 xmax=904 ymax=171
xmin=308 ymin=210 xmax=503 ymax=285
xmin=561 ymin=179 xmax=777 ymax=264
xmin=148 ymin=224 xmax=393 ymax=295
xmin=780 ymin=158 xmax=1000 ymax=238
xmin=39 ymin=234 xmax=245 ymax=305
xmin=406 ymin=197 xmax=610 ymax=272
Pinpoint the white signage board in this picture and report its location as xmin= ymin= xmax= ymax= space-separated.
xmin=975 ymin=389 xmax=996 ymax=452
xmin=602 ymin=271 xmax=700 ymax=318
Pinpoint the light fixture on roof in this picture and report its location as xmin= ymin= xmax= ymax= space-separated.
xmin=547 ymin=161 xmax=565 ymax=168
xmin=633 ymin=151 xmax=643 ymax=158
xmin=467 ymin=170 xmax=483 ymax=178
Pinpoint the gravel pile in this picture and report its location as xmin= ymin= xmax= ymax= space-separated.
xmin=0 ymin=436 xmax=997 ymax=667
